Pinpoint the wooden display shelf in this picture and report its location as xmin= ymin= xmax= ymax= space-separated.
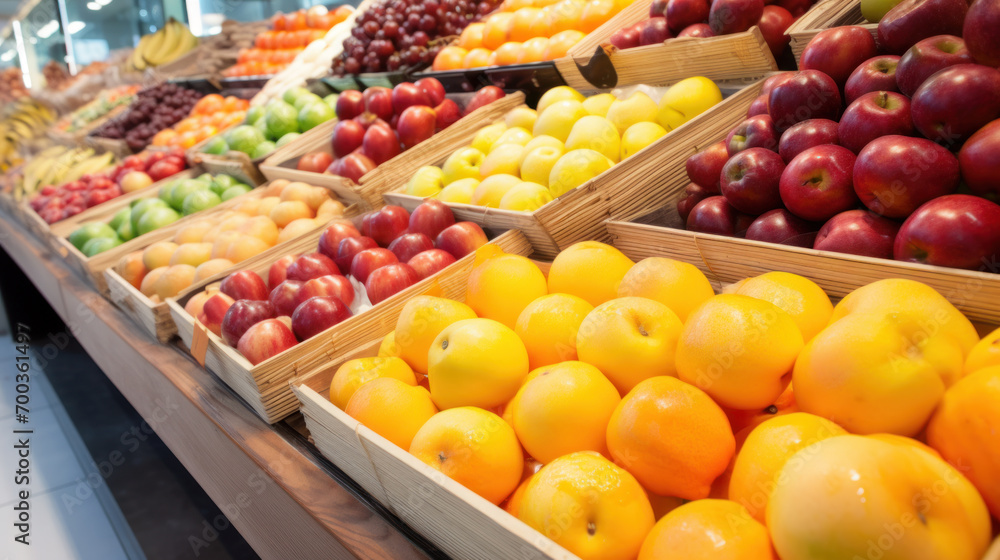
xmin=0 ymin=207 xmax=442 ymax=560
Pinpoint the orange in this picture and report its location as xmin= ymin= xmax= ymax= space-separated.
xmin=503 ymin=473 xmax=533 ymax=517
xmin=225 ymin=236 xmax=270 ymax=263
xmin=732 ymin=271 xmax=833 ymax=342
xmin=544 ymin=29 xmax=585 ymax=59
xmin=528 ymin=7 xmax=554 ymax=37
xmin=638 ymin=500 xmax=777 ymax=560
xmin=965 ymin=326 xmax=1000 ymax=374
xmin=926 ymin=365 xmax=1000 ymax=519
xmin=514 ymin=293 xmax=593 ymax=368
xmin=178 ymin=131 xmax=201 ymax=149
xmin=116 ymin=251 xmax=148 ymax=290
xmin=579 ymin=0 xmax=616 ymax=33
xmin=548 ymin=0 xmax=586 ymax=34
xmin=676 ymin=294 xmax=804 ymax=410
xmin=482 ymin=12 xmax=515 ymax=50
xmin=607 ymin=376 xmax=735 ymax=499
xmin=728 ymin=412 xmax=846 ymax=522
xmin=502 ymin=0 xmax=535 ymax=10
xmin=433 ymin=46 xmax=468 ymax=71
xmin=868 ymin=433 xmax=942 ymax=458
xmin=509 ymin=361 xmax=620 ymax=463
xmin=489 ymin=41 xmax=524 ymax=66
xmin=409 ymin=407 xmax=523 ymax=505
xmin=457 ymin=22 xmax=485 ymax=49
xmin=329 ymin=356 xmax=417 ymax=409
xmin=394 ymin=295 xmax=477 ymax=374
xmin=346 ymin=378 xmax=437 ymax=450
xmin=462 ymin=47 xmax=494 ymax=69
xmin=576 ymin=297 xmax=683 ymax=394
xmin=169 ymin=242 xmax=212 ymax=267
xmin=647 ymin=493 xmax=685 ymax=520
xmin=427 ymin=318 xmax=529 ymax=410
xmin=151 ymin=128 xmax=178 ymax=146
xmin=518 ymin=451 xmax=655 ymax=560
xmin=517 ymin=37 xmax=550 ymax=63
xmin=722 ymin=382 xmax=798 ymax=435
xmin=465 ymin=253 xmax=547 ymax=329
xmin=547 ymin=241 xmax=635 ymax=306
xmin=617 ymin=257 xmax=714 ymax=322
xmin=509 ymin=7 xmax=546 ymax=42
xmin=378 ymin=330 xmax=399 ymax=358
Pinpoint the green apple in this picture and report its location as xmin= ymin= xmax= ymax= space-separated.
xmin=293 ymin=92 xmax=324 ymax=112
xmin=441 ymin=147 xmax=486 ymax=184
xmin=323 ymin=94 xmax=339 ymax=109
xmin=861 ymin=0 xmax=905 ymax=22
xmin=405 ymin=166 xmax=446 ymax=197
xmin=621 ymin=121 xmax=667 ymax=160
xmin=221 ymin=184 xmax=252 ymax=201
xmin=69 ymin=222 xmax=118 ymax=251
xmin=276 ymin=132 xmax=301 ymax=147
xmin=201 ymin=136 xmax=229 ymax=155
xmin=117 ymin=219 xmax=135 ymax=242
xmin=211 ymin=174 xmax=237 ymax=192
xmin=252 ymin=141 xmax=277 ymax=160
xmin=225 ymin=125 xmax=266 ymax=155
xmin=283 ymin=87 xmax=311 ymax=105
xmin=265 ymin=101 xmax=300 ymax=140
xmin=108 ymin=207 xmax=131 ymax=231
xmin=606 ymin=91 xmax=659 ymax=135
xmin=82 ymin=236 xmax=122 ymax=257
xmin=298 ymin=102 xmax=335 ymax=132
xmin=246 ymin=105 xmax=265 ymax=124
xmin=565 ymin=115 xmax=621 ymax=163
xmin=182 ymin=190 xmax=222 ymax=215
xmin=169 ymin=179 xmax=209 ymax=211
xmin=130 ymin=198 xmax=170 ymax=233
xmin=137 ymin=207 xmax=181 ymax=236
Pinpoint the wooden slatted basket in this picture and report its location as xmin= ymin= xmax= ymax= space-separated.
xmin=384 ymin=80 xmax=760 ymax=258
xmin=787 ymin=0 xmax=873 ymax=64
xmin=186 ymin=129 xmax=268 ymax=186
xmin=167 ymin=229 xmax=534 ymax=424
xmin=602 ymin=80 xmax=1000 ymax=325
xmin=258 ymin=93 xmax=526 ymax=209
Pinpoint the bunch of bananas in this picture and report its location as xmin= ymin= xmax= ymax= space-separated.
xmin=13 ymin=146 xmax=115 ymax=200
xmin=0 ymin=99 xmax=58 ymax=172
xmin=129 ymin=18 xmax=199 ymax=72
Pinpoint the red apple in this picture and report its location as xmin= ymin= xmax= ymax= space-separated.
xmin=416 ymin=77 xmax=446 ymax=106
xmin=844 ymin=55 xmax=901 ymax=104
xmin=896 ymin=35 xmax=972 ymax=97
xmin=610 ymin=22 xmax=644 ymax=49
xmin=268 ymin=255 xmax=298 ymax=290
xmin=779 ymin=145 xmax=859 ymax=222
xmin=297 ymin=151 xmax=334 ymax=173
xmin=463 ymin=86 xmax=505 ymax=116
xmin=677 ymin=23 xmax=714 ymax=38
xmin=761 ymin=72 xmax=795 ymax=97
xmin=220 ymin=270 xmax=269 ymax=301
xmin=639 ymin=18 xmax=672 ymax=46
xmin=332 ymin=120 xmax=365 ymax=158
xmin=726 ymin=114 xmax=779 ymax=155
xmin=435 ymin=222 xmax=488 ymax=259
xmin=964 ymin=0 xmax=1000 ymax=67
xmin=353 ymin=113 xmax=389 ymax=131
xmin=777 ymin=0 xmax=810 ymax=16
xmin=958 ymin=118 xmax=1000 ymax=201
xmin=686 ymin=196 xmax=741 ymax=236
xmin=813 ymin=210 xmax=901 ymax=259
xmin=801 ymin=26 xmax=879 ymax=88
xmin=759 ymin=5 xmax=794 ymax=59
xmin=335 ymin=90 xmax=364 ymax=120
xmin=197 ymin=292 xmax=235 ymax=336
xmin=768 ymin=70 xmax=842 ymax=132
xmin=910 ymin=64 xmax=1000 ymax=145
xmin=408 ymin=199 xmax=456 ymax=239
xmin=237 ymin=319 xmax=298 ymax=365
xmin=335 ymin=236 xmax=379 ymax=272
xmin=291 ymin=296 xmax=353 ymax=341
xmin=330 ymin=152 xmax=376 ymax=183
xmin=746 ymin=95 xmax=769 ymax=118
xmin=651 ymin=0 xmax=668 ymax=17
xmin=408 ymin=249 xmax=457 ymax=279
xmin=286 ymin=253 xmax=340 ymax=282
xmin=222 ymin=299 xmax=276 ymax=347
xmin=877 ymin=0 xmax=968 ymax=55
xmin=667 ymin=0 xmax=710 ymax=33
xmin=894 ymin=194 xmax=1000 ymax=270
xmin=434 ymin=99 xmax=461 ymax=130
xmin=778 ymin=119 xmax=840 ymax=163
xmin=317 ymin=222 xmax=362 ymax=261
xmin=388 ymin=232 xmax=434 ymax=262
xmin=350 ymin=248 xmax=399 ymax=283
xmin=397 ymin=106 xmax=438 ymax=150
xmin=269 ymin=277 xmax=304 ymax=316
xmin=391 ymin=82 xmax=430 ymax=114
xmin=296 ymin=274 xmax=355 ymax=307
xmin=745 ymin=209 xmax=819 ymax=247
xmin=686 ymin=140 xmax=728 ymax=193
xmin=368 ymin=205 xmax=410 ymax=246
xmin=708 ymin=0 xmax=764 ymax=35
xmin=853 ymin=135 xmax=960 ymax=219
xmin=365 ymin=263 xmax=420 ymax=305
xmin=838 ymin=91 xmax=915 ymax=155
xmin=720 ymin=148 xmax=786 ymax=215
xmin=147 ymin=159 xmax=185 ymax=182
xmin=362 ymin=87 xmax=394 ymax=120
xmin=677 ymin=182 xmax=713 ymax=223
xmin=362 ymin=123 xmax=402 ymax=165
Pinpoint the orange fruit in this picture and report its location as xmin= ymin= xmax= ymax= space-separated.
xmin=482 ymin=12 xmax=515 ymax=50
xmin=579 ymin=0 xmax=616 ymax=33
xmin=503 ymin=472 xmax=534 ymax=517
xmin=647 ymin=493 xmax=686 ymax=520
xmin=722 ymin=382 xmax=799 ymax=435
xmin=544 ymin=29 xmax=585 ymax=59
xmin=139 ymin=268 xmax=165 ymax=298
xmin=193 ymin=258 xmax=233 ymax=283
xmin=462 ymin=47 xmax=494 ymax=69
xmin=528 ymin=7 xmax=554 ymax=37
xmin=457 ymin=22 xmax=485 ymax=49
xmin=410 ymin=406 xmax=523 ymax=505
xmin=868 ymin=433 xmax=942 ymax=458
xmin=433 ymin=46 xmax=468 ymax=71
xmin=509 ymin=7 xmax=546 ymax=42
xmin=514 ymin=293 xmax=594 ymax=368
xmin=178 ymin=131 xmax=201 ymax=149
xmin=509 ymin=361 xmax=620 ymax=463
xmin=638 ymin=499 xmax=778 ymax=560
xmin=517 ymin=37 xmax=550 ymax=63
xmin=518 ymin=451 xmax=655 ymax=560
xmin=465 ymin=253 xmax=547 ymax=329
xmin=926 ymin=365 xmax=1000 ymax=519
xmin=729 ymin=412 xmax=847 ymax=522
xmin=394 ymin=295 xmax=477 ymax=374
xmin=732 ymin=271 xmax=833 ymax=342
xmin=607 ymin=376 xmax=735 ymax=500
xmin=576 ymin=297 xmax=683 ymax=394
xmin=617 ymin=257 xmax=715 ymax=322
xmin=154 ymin=264 xmax=197 ymax=299
xmin=502 ymin=0 xmax=535 ymax=10
xmin=489 ymin=41 xmax=524 ymax=66
xmin=548 ymin=0 xmax=586 ymax=34
xmin=965 ymin=326 xmax=1000 ymax=374
xmin=547 ymin=241 xmax=635 ymax=306
xmin=378 ymin=331 xmax=399 ymax=358
xmin=328 ymin=356 xmax=417 ymax=409
xmin=346 ymin=378 xmax=438 ymax=450
xmin=151 ymin=128 xmax=178 ymax=146
xmin=676 ymin=294 xmax=804 ymax=411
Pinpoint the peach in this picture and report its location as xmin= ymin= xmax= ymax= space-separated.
xmin=261 ymin=180 xmax=289 ymax=197
xmin=234 ymin=198 xmax=262 ymax=216
xmin=173 ymin=220 xmax=214 ymax=244
xmin=211 ymin=231 xmax=241 ymax=259
xmin=239 ymin=215 xmax=279 ymax=245
xmin=142 ymin=241 xmax=179 ymax=271
xmin=224 ymin=236 xmax=270 ymax=263
xmin=256 ymin=196 xmax=282 ymax=217
xmin=200 ymin=225 xmax=223 ymax=243
xmin=316 ymin=198 xmax=345 ymax=219
xmin=218 ymin=214 xmax=250 ymax=232
xmin=270 ymin=200 xmax=313 ymax=228
xmin=193 ymin=258 xmax=235 ymax=283
xmin=154 ymin=264 xmax=197 ymax=299
xmin=116 ymin=252 xmax=148 ymax=290
xmin=184 ymin=287 xmax=218 ymax=319
xmin=276 ymin=218 xmax=318 ymax=244
xmin=169 ymin=242 xmax=213 ymax=267
xmin=140 ymin=267 xmax=166 ymax=298
xmin=278 ymin=182 xmax=322 ymax=207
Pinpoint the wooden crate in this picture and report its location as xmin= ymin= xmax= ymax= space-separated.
xmin=384 ymin=80 xmax=761 ymax=258
xmin=83 ymin=135 xmax=133 ymax=159
xmin=787 ymin=0 xmax=873 ymax=64
xmin=167 ymin=229 xmax=534 ymax=424
xmin=258 ymin=93 xmax=526 ymax=209
xmin=186 ymin=129 xmax=268 ymax=187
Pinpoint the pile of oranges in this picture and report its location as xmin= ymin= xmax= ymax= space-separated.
xmin=223 ymin=6 xmax=352 ymax=78
xmin=150 ymin=94 xmax=249 ymax=150
xmin=432 ymin=0 xmax=629 ymax=70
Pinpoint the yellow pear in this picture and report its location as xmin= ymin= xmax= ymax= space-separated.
xmin=533 ymin=100 xmax=588 ymax=142
xmin=657 ymin=76 xmax=723 ymax=131
xmin=565 ymin=115 xmax=621 ymax=163
xmin=536 ymin=86 xmax=585 ymax=114
xmin=471 ymin=174 xmax=522 ymax=207
xmin=582 ymin=93 xmax=616 ymax=117
xmin=499 ymin=182 xmax=553 ymax=212
xmin=620 ymin=121 xmax=668 ymax=159
xmin=606 ymin=91 xmax=659 ymax=134
xmin=548 ymin=149 xmax=614 ymax=197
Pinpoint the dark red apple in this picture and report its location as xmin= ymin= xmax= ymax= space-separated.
xmin=268 ymin=255 xmax=298 ymax=290
xmin=910 ymin=64 xmax=1000 ymax=145
xmin=779 ymin=145 xmax=859 ymax=222
xmin=365 ymin=263 xmax=420 ymax=305
xmin=639 ymin=18 xmax=672 ymax=46
xmin=964 ymin=0 xmax=1000 ymax=67
xmin=415 ymin=77 xmax=446 ymax=106
xmin=317 ymin=222 xmax=362 ymax=261
xmin=677 ymin=23 xmax=714 ymax=38
xmin=958 ymin=118 xmax=1000 ymax=201
xmin=368 ymin=205 xmax=410 ymax=246
xmin=677 ymin=183 xmax=713 ymax=223
xmin=408 ymin=249 xmax=457 ymax=279
xmin=813 ymin=210 xmax=901 ymax=259
xmin=759 ymin=5 xmax=794 ymax=59
xmin=708 ymin=0 xmax=764 ymax=35
xmin=291 ymin=296 xmax=353 ymax=341
xmin=197 ymin=292 xmax=235 ymax=337
xmin=222 ymin=299 xmax=276 ymax=347
xmin=434 ymin=99 xmax=461 ymax=130
xmin=350 ymin=248 xmax=399 ymax=283
xmin=777 ymin=0 xmax=810 ymax=16
xmin=408 ymin=199 xmax=456 ymax=240
xmin=362 ymin=124 xmax=401 ymax=165
xmin=877 ymin=0 xmax=968 ymax=55
xmin=335 ymin=90 xmax=364 ymax=120
xmin=720 ymin=148 xmax=786 ymax=215
xmin=362 ymin=87 xmax=393 ymax=120
xmin=286 ymin=252 xmax=340 ymax=282
xmin=269 ymin=279 xmax=303 ymax=317
xmin=651 ymin=0 xmax=668 ymax=17
xmin=388 ymin=233 xmax=434 ymax=262
xmin=220 ymin=270 xmax=269 ymax=301
xmin=896 ymin=35 xmax=973 ymax=97
xmin=330 ymin=151 xmax=376 ymax=183
xmin=666 ymin=0 xmax=710 ymax=33
xmin=726 ymin=114 xmax=778 ymax=155
xmin=747 ymin=95 xmax=769 ymax=117
xmin=335 ymin=236 xmax=379 ymax=272
xmin=761 ymin=72 xmax=795 ymax=97
xmin=610 ymin=23 xmax=643 ymax=49
xmin=778 ymin=118 xmax=840 ymax=163
xmin=463 ymin=86 xmax=505 ymax=117
xmin=398 ymin=106 xmax=438 ymax=149
xmin=768 ymin=70 xmax=842 ymax=132
xmin=435 ymin=222 xmax=488 ymax=259
xmin=237 ymin=319 xmax=298 ymax=365
xmin=685 ymin=140 xmax=728 ymax=193
xmin=745 ymin=209 xmax=819 ymax=247
xmin=295 ymin=275 xmax=355 ymax=307
xmin=844 ymin=55 xmax=901 ymax=104
xmin=853 ymin=135 xmax=960 ymax=218
xmin=391 ymin=82 xmax=430 ymax=114
xmin=838 ymin=91 xmax=915 ymax=154
xmin=332 ymin=120 xmax=365 ymax=159
xmin=894 ymin=194 xmax=1000 ymax=270
xmin=685 ymin=196 xmax=740 ymax=236
xmin=801 ymin=26 xmax=879 ymax=88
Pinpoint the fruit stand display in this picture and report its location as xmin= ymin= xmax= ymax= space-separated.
xmin=48 ymin=85 xmax=142 ymax=144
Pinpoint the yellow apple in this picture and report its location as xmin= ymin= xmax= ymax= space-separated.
xmin=621 ymin=121 xmax=668 ymax=160
xmin=499 ymin=182 xmax=553 ymax=211
xmin=435 ymin=178 xmax=480 ymax=204
xmin=606 ymin=91 xmax=659 ymax=134
xmin=441 ymin=147 xmax=485 ymax=184
xmin=565 ymin=115 xmax=621 ymax=163
xmin=548 ymin=149 xmax=614 ymax=197
xmin=517 ymin=135 xmax=564 ymax=166
xmin=657 ymin=76 xmax=723 ymax=131
xmin=504 ymin=107 xmax=537 ymax=131
xmin=489 ymin=126 xmax=533 ymax=152
xmin=470 ymin=122 xmax=507 ymax=154
xmin=536 ymin=85 xmax=585 ymax=114
xmin=533 ymin=99 xmax=588 ymax=142
xmin=520 ymin=146 xmax=564 ymax=186
xmin=582 ymin=93 xmax=617 ymax=117
xmin=470 ymin=174 xmax=521 ymax=207
xmin=479 ymin=143 xmax=524 ymax=178
xmin=405 ymin=166 xmax=445 ymax=197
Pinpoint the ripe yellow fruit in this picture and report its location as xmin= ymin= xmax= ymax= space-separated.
xmin=143 ymin=241 xmax=178 ymax=270
xmin=517 ymin=135 xmax=564 ymax=166
xmin=533 ymin=99 xmax=588 ymax=142
xmin=581 ymin=92 xmax=616 ymax=117
xmin=395 ymin=296 xmax=477 ymax=374
xmin=536 ymin=85 xmax=585 ymax=115
xmin=436 ymin=178 xmax=480 ymax=204
xmin=638 ymin=499 xmax=778 ymax=560
xmin=169 ymin=242 xmax=213 ymax=267
xmin=964 ymin=326 xmax=1000 ymax=374
xmin=676 ymin=294 xmax=804 ymax=410
xmin=465 ymin=254 xmax=547 ymax=329
xmin=154 ymin=264 xmax=197 ymax=299
xmin=329 ymin=356 xmax=417 ymax=409
xmin=509 ymin=361 xmax=621 ymax=463
xmin=470 ymin=173 xmax=521 ymax=207
xmin=378 ymin=330 xmax=399 ymax=357
xmin=427 ymin=318 xmax=529 ymax=410
xmin=504 ymin=107 xmax=537 ymax=131
xmin=606 ymin=90 xmax=659 ymax=134
xmin=617 ymin=257 xmax=714 ymax=322
xmin=733 ymin=271 xmax=833 ymax=342
xmin=470 ymin=122 xmax=507 ymax=154
xmin=620 ymin=121 xmax=667 ymax=160
xmin=489 ymin=126 xmax=533 ymax=152
xmin=565 ymin=115 xmax=621 ymax=163
xmin=657 ymin=76 xmax=723 ymax=131
xmin=514 ymin=293 xmax=594 ymax=368
xmin=193 ymin=258 xmax=234 ymax=283
xmin=346 ymin=378 xmax=437 ymax=450
xmin=519 ymin=146 xmax=564 ymax=187
xmin=547 ymin=241 xmax=635 ymax=306
xmin=478 ymin=143 xmax=524 ymax=178
xmin=547 ymin=148 xmax=614 ymax=197
xmin=174 ymin=220 xmax=213 ymax=244
xmin=410 ymin=407 xmax=523 ymax=505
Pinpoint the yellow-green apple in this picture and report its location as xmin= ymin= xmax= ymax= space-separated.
xmin=686 ymin=140 xmax=728 ymax=193
xmin=759 ymin=5 xmax=794 ymax=59
xmin=222 ymin=300 xmax=276 ymax=347
xmin=441 ymin=147 xmax=485 ymax=184
xmin=366 ymin=263 xmax=420 ymax=304
xmin=220 ymin=270 xmax=269 ymax=301
xmin=778 ymin=118 xmax=840 ymax=163
xmin=896 ymin=35 xmax=972 ymax=96
xmin=471 ymin=174 xmax=521 ymax=207
xmin=334 ymin=236 xmax=377 ymax=272
xmin=548 ymin=149 xmax=614 ymax=197
xmin=768 ymin=70 xmax=842 ymax=132
xmin=894 ymin=194 xmax=1000 ymax=270
xmin=667 ymin=0 xmax=710 ymax=33
xmin=403 ymin=166 xmax=442 ymax=197
xmin=291 ymin=296 xmax=352 ymax=340
xmin=533 ymin=100 xmax=588 ymax=142
xmin=332 ymin=120 xmax=365 ymax=158
xmin=565 ymin=116 xmax=621 ymax=163
xmin=801 ymin=27 xmax=879 ymax=87
xmin=388 ymin=233 xmax=434 ymax=263
xmin=779 ymin=145 xmax=859 ymax=222
xmin=349 ymin=248 xmax=398 ymax=284
xmin=708 ymin=0 xmax=763 ymax=35
xmin=286 ymin=253 xmax=340 ymax=282
xmin=877 ymin=0 xmax=967 ymax=54
xmin=911 ymin=64 xmax=1000 ymax=144
xmin=768 ymin=435 xmax=991 ymax=560
xmin=238 ymin=319 xmax=298 ymax=365
xmin=605 ymin=91 xmax=658 ymax=135
xmin=317 ymin=222 xmax=361 ymax=261
xmin=677 ymin=183 xmax=713 ymax=223
xmin=296 ymin=275 xmax=354 ymax=307
xmin=720 ymin=148 xmax=786 ymax=215
xmin=853 ymin=135 xmax=960 ymax=218
xmin=964 ymin=0 xmax=1000 ymax=67
xmin=844 ymin=55 xmax=901 ymax=103
xmin=269 ymin=279 xmax=303 ymax=317
xmin=435 ymin=222 xmax=487 ymax=259
xmin=958 ymin=119 xmax=1000 ymax=201
xmin=408 ymin=249 xmax=457 ymax=279
xmin=198 ymin=292 xmax=235 ymax=336
xmin=838 ymin=91 xmax=915 ymax=154
xmin=368 ymin=205 xmax=410 ymax=246
xmin=267 ymin=255 xmax=298 ymax=289
xmin=397 ymin=106 xmax=437 ymax=149
xmin=620 ymin=122 xmax=667 ymax=159
xmin=408 ymin=199 xmax=456 ymax=239
xmin=639 ymin=18 xmax=671 ymax=46
xmin=745 ymin=208 xmax=819 ymax=247
xmin=657 ymin=76 xmax=722 ymax=131
xmin=861 ymin=0 xmax=904 ymax=22
xmin=677 ymin=23 xmax=714 ymax=37
xmin=726 ymin=114 xmax=778 ymax=155
xmin=813 ymin=209 xmax=900 ymax=258
xmin=686 ymin=195 xmax=740 ymax=236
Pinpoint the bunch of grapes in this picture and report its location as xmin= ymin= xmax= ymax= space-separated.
xmin=332 ymin=0 xmax=502 ymax=76
xmin=94 ymin=83 xmax=203 ymax=152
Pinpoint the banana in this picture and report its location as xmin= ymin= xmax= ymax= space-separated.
xmin=143 ymin=21 xmax=179 ymax=66
xmin=63 ymin=152 xmax=114 ymax=183
xmin=131 ymin=35 xmax=152 ymax=71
